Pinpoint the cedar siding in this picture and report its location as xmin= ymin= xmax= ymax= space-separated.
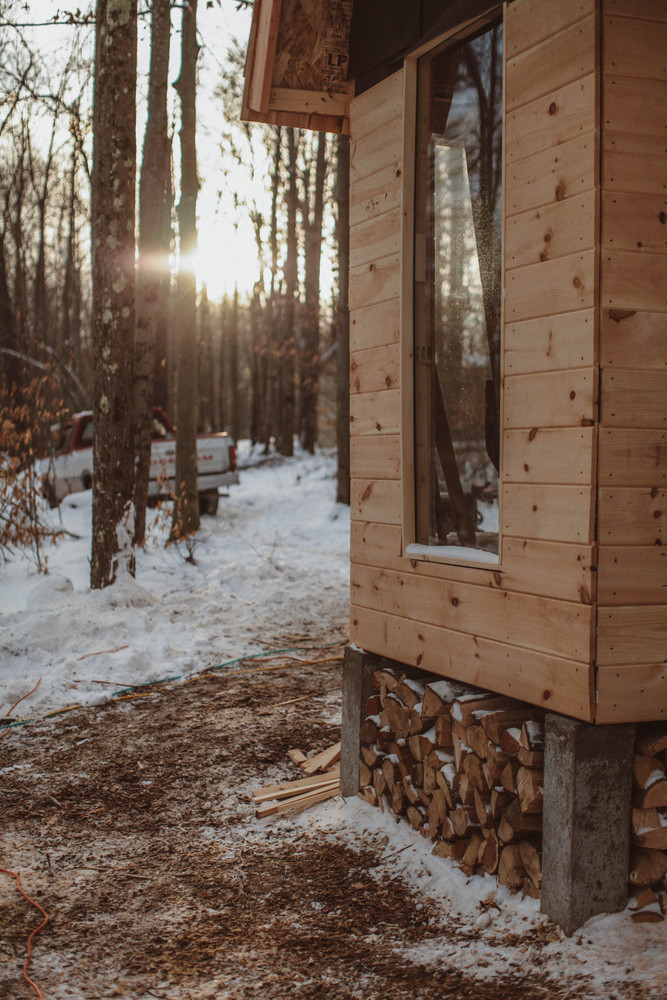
xmin=349 ymin=0 xmax=601 ymax=723
xmin=349 ymin=0 xmax=665 ymax=725
xmin=595 ymin=0 xmax=667 ymax=723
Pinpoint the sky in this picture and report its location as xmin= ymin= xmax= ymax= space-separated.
xmin=10 ymin=0 xmax=263 ymax=300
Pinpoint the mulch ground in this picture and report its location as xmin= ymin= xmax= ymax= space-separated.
xmin=0 ymin=646 xmax=659 ymax=1000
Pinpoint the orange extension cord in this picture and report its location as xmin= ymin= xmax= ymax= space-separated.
xmin=0 ymin=868 xmax=49 ymax=1000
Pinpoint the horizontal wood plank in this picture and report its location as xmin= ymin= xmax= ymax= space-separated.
xmin=350 ymin=297 xmax=401 ymax=353
xmin=350 ymin=342 xmax=400 ymax=395
xmin=600 ymin=370 xmax=667 ymax=426
xmin=603 ymin=1 xmax=667 ymax=20
xmin=597 ymin=605 xmax=667 ymax=665
xmin=598 ymin=428 xmax=667 ymax=485
xmin=596 ymin=663 xmax=667 ymax=725
xmin=350 ymin=479 xmax=402 ymax=525
xmin=502 ymin=537 xmax=596 ymax=605
xmin=350 ymin=208 xmax=401 ymax=270
xmin=602 ymin=251 xmax=667 ymax=312
xmin=506 ymin=0 xmax=596 ymax=59
xmin=505 ymin=74 xmax=597 ymax=165
xmin=350 ymin=603 xmax=594 ymax=721
xmin=504 ymin=369 xmax=596 ymax=428
xmin=598 ymin=487 xmax=666 ymax=545
xmin=351 ymin=564 xmax=593 ymax=662
xmin=603 ymin=76 xmax=667 ymax=137
xmin=243 ymin=105 xmax=349 ymax=135
xmin=269 ymin=86 xmax=349 ymax=117
xmin=350 ymin=435 xmax=401 ymax=481
xmin=503 ymin=426 xmax=595 ymax=484
xmin=504 ymin=310 xmax=595 ymax=375
xmin=350 ymin=116 xmax=402 ymax=184
xmin=604 ymin=14 xmax=667 ymax=81
xmin=350 ymin=521 xmax=595 ymax=605
xmin=506 ymin=250 xmax=596 ymax=322
xmin=350 ymin=70 xmax=403 ymax=139
xmin=506 ymin=132 xmax=597 ymax=218
xmin=349 ymin=253 xmax=400 ymax=311
xmin=349 ymin=389 xmax=400 ymax=436
xmin=350 ymin=520 xmax=404 ymax=567
xmin=600 ymin=309 xmax=667 ymax=368
xmin=602 ymin=192 xmax=667 ymax=254
xmin=503 ymin=485 xmax=594 ymax=543
xmin=507 ymin=13 xmax=597 ymax=110
xmin=349 ymin=162 xmax=403 ymax=228
xmin=505 ymin=192 xmax=596 ymax=271
xmin=603 ymin=132 xmax=667 ymax=196
xmin=597 ymin=545 xmax=667 ymax=605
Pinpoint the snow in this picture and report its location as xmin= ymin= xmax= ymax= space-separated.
xmin=1 ymin=445 xmax=666 ymax=994
xmin=0 ymin=445 xmax=349 ymax=723
xmin=288 ymin=799 xmax=666 ymax=998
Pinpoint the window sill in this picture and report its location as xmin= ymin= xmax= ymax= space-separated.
xmin=405 ymin=542 xmax=500 ymax=569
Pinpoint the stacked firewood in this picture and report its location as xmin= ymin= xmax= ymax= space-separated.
xmin=629 ymin=726 xmax=667 ymax=922
xmin=358 ymin=665 xmax=544 ymax=896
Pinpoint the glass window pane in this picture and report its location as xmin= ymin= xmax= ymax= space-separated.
xmin=414 ymin=18 xmax=503 ymax=556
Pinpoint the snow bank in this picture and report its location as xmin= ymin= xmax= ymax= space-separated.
xmin=0 ymin=447 xmax=349 ymax=721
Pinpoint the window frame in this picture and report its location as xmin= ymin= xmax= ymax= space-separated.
xmin=401 ymin=5 xmax=506 ymax=571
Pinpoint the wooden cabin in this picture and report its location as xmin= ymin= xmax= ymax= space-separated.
xmin=243 ymin=0 xmax=666 ymax=728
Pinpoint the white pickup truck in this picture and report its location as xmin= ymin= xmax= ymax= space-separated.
xmin=37 ymin=407 xmax=239 ymax=515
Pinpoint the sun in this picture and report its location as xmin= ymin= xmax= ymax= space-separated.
xmin=192 ymin=210 xmax=260 ymax=301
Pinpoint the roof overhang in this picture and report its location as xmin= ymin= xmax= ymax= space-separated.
xmin=242 ymin=0 xmax=353 ymax=135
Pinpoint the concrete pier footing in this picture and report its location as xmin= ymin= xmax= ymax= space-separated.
xmin=541 ymin=713 xmax=635 ymax=935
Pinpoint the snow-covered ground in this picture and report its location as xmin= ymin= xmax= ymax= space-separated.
xmin=0 ymin=445 xmax=350 ymax=722
xmin=1 ymin=446 xmax=665 ymax=997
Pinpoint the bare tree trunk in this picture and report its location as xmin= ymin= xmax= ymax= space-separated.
xmin=0 ymin=228 xmax=20 ymax=392
xmin=134 ymin=0 xmax=171 ymax=546
xmin=31 ymin=113 xmax=58 ymax=350
xmin=198 ymin=284 xmax=214 ymax=431
xmin=264 ymin=126 xmax=281 ymax=450
xmin=171 ymin=0 xmax=200 ymax=540
xmin=153 ymin=148 xmax=173 ymax=413
xmin=335 ymin=134 xmax=350 ymax=505
xmin=277 ymin=128 xmax=298 ymax=457
xmin=62 ymin=140 xmax=77 ymax=361
xmin=228 ymin=284 xmax=240 ymax=445
xmin=249 ymin=284 xmax=261 ymax=444
xmin=11 ymin=126 xmax=28 ymax=354
xmin=300 ymin=132 xmax=327 ymax=454
xmin=90 ymin=0 xmax=137 ymax=589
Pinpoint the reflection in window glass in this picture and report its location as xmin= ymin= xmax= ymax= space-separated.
xmin=414 ymin=17 xmax=503 ymax=556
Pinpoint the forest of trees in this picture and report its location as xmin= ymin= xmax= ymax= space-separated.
xmin=0 ymin=1 xmax=351 ymax=587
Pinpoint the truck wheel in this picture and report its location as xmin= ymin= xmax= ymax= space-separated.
xmin=42 ymin=478 xmax=59 ymax=509
xmin=82 ymin=472 xmax=92 ymax=491
xmin=198 ymin=490 xmax=219 ymax=517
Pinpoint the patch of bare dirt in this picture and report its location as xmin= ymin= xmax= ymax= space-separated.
xmin=0 ymin=646 xmax=659 ymax=999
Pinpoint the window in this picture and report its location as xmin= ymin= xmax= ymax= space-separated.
xmin=413 ymin=15 xmax=503 ymax=559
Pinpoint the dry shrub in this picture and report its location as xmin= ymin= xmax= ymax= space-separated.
xmin=0 ymin=370 xmax=66 ymax=571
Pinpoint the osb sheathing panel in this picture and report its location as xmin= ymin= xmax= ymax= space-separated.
xmin=272 ymin=0 xmax=352 ymax=95
xmin=243 ymin=0 xmax=352 ymax=133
